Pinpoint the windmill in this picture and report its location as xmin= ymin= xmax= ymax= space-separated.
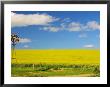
xmin=11 ymin=33 xmax=20 ymax=59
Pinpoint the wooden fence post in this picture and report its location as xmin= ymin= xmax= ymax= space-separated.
xmin=33 ymin=64 xmax=34 ymax=70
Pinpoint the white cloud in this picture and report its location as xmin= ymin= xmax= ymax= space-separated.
xmin=49 ymin=27 xmax=60 ymax=32
xmin=19 ymin=38 xmax=31 ymax=43
xmin=61 ymin=23 xmax=66 ymax=28
xmin=11 ymin=12 xmax=99 ymax=32
xmin=83 ymin=44 xmax=94 ymax=48
xmin=40 ymin=21 xmax=99 ymax=32
xmin=11 ymin=12 xmax=59 ymax=27
xmin=67 ymin=21 xmax=99 ymax=32
xmin=62 ymin=18 xmax=71 ymax=22
xmin=68 ymin=22 xmax=81 ymax=31
xmin=41 ymin=26 xmax=60 ymax=32
xmin=24 ymin=45 xmax=29 ymax=48
xmin=39 ymin=21 xmax=100 ymax=32
xmin=86 ymin=21 xmax=100 ymax=30
xmin=78 ymin=34 xmax=87 ymax=38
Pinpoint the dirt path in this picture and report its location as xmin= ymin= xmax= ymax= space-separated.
xmin=51 ymin=74 xmax=96 ymax=77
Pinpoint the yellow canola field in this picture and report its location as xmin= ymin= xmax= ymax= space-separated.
xmin=11 ymin=49 xmax=100 ymax=65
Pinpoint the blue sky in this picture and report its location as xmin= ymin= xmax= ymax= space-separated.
xmin=11 ymin=11 xmax=100 ymax=49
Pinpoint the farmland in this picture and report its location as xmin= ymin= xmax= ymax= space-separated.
xmin=11 ymin=49 xmax=100 ymax=77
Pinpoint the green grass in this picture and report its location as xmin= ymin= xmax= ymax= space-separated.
xmin=11 ymin=64 xmax=100 ymax=77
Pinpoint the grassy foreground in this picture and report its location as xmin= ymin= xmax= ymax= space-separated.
xmin=11 ymin=49 xmax=100 ymax=77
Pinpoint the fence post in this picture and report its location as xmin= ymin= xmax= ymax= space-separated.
xmin=33 ymin=64 xmax=34 ymax=70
